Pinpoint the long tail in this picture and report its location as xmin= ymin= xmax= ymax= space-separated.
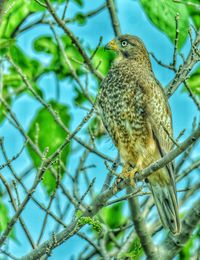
xmin=149 ymin=181 xmax=181 ymax=234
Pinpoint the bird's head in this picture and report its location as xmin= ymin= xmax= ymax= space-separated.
xmin=105 ymin=34 xmax=149 ymax=61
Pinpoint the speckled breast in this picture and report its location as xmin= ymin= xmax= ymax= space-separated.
xmin=99 ymin=65 xmax=147 ymax=148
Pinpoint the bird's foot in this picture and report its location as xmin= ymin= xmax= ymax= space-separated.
xmin=116 ymin=164 xmax=138 ymax=186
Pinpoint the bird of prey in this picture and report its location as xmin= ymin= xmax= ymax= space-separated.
xmin=98 ymin=34 xmax=181 ymax=234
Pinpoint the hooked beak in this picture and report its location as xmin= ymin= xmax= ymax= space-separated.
xmin=104 ymin=39 xmax=119 ymax=51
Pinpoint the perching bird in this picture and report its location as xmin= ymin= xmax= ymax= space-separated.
xmin=98 ymin=34 xmax=181 ymax=234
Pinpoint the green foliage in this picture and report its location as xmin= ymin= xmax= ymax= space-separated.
xmin=120 ymin=238 xmax=143 ymax=259
xmin=0 ymin=103 xmax=6 ymax=125
xmin=178 ymin=226 xmax=200 ymax=259
xmin=182 ymin=0 xmax=200 ymax=28
xmin=33 ymin=35 xmax=84 ymax=79
xmin=0 ymin=199 xmax=9 ymax=232
xmin=101 ymin=203 xmax=126 ymax=229
xmin=0 ymin=199 xmax=16 ymax=241
xmin=27 ymin=101 xmax=71 ymax=194
xmin=140 ymin=0 xmax=189 ymax=49
xmin=0 ymin=71 xmax=13 ymax=124
xmin=50 ymin=0 xmax=68 ymax=3
xmin=0 ymin=38 xmax=15 ymax=56
xmin=89 ymin=116 xmax=105 ymax=139
xmin=75 ymin=13 xmax=87 ymax=25
xmin=1 ymin=44 xmax=44 ymax=101
xmin=72 ymin=0 xmax=83 ymax=6
xmin=187 ymin=66 xmax=200 ymax=96
xmin=0 ymin=44 xmax=44 ymax=124
xmin=9 ymin=45 xmax=44 ymax=82
xmin=77 ymin=217 xmax=102 ymax=232
xmin=0 ymin=0 xmax=45 ymax=39
xmin=92 ymin=47 xmax=115 ymax=77
xmin=75 ymin=210 xmax=83 ymax=218
xmin=34 ymin=36 xmax=57 ymax=54
xmin=74 ymin=86 xmax=88 ymax=106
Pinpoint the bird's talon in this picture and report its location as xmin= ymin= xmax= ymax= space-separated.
xmin=115 ymin=166 xmax=139 ymax=186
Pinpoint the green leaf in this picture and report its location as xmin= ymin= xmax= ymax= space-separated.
xmin=140 ymin=0 xmax=189 ymax=49
xmin=0 ymin=199 xmax=9 ymax=232
xmin=75 ymin=13 xmax=86 ymax=25
xmin=0 ymin=199 xmax=17 ymax=242
xmin=182 ymin=0 xmax=200 ymax=29
xmin=0 ymin=1 xmax=30 ymax=38
xmin=72 ymin=0 xmax=83 ymax=6
xmin=99 ymin=203 xmax=127 ymax=251
xmin=50 ymin=0 xmax=68 ymax=3
xmin=3 ymin=73 xmax=23 ymax=88
xmin=33 ymin=35 xmax=84 ymax=79
xmin=0 ymin=38 xmax=15 ymax=50
xmin=187 ymin=66 xmax=200 ymax=96
xmin=34 ymin=36 xmax=57 ymax=54
xmin=29 ymin=1 xmax=46 ymax=12
xmin=0 ymin=38 xmax=15 ymax=56
xmin=27 ymin=101 xmax=71 ymax=194
xmin=0 ymin=103 xmax=6 ymax=124
xmin=9 ymin=45 xmax=44 ymax=80
xmin=178 ymin=227 xmax=199 ymax=259
xmin=7 ymin=45 xmax=44 ymax=98
xmin=120 ymin=238 xmax=143 ymax=259
xmin=74 ymin=86 xmax=88 ymax=105
xmin=190 ymin=9 xmax=200 ymax=29
xmin=101 ymin=203 xmax=126 ymax=229
xmin=0 ymin=0 xmax=47 ymax=38
xmin=92 ymin=47 xmax=115 ymax=76
xmin=0 ymin=73 xmax=14 ymax=124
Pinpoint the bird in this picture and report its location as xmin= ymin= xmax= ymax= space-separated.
xmin=98 ymin=34 xmax=181 ymax=234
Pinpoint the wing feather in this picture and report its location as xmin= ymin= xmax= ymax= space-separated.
xmin=138 ymin=79 xmax=181 ymax=233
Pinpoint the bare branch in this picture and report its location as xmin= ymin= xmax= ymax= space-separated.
xmin=137 ymin=124 xmax=200 ymax=181
xmin=127 ymin=188 xmax=158 ymax=259
xmin=0 ymin=174 xmax=35 ymax=249
xmin=106 ymin=0 xmax=121 ymax=37
xmin=44 ymin=0 xmax=103 ymax=80
xmin=171 ymin=13 xmax=180 ymax=69
xmin=166 ymin=29 xmax=200 ymax=97
xmin=0 ymin=148 xmax=49 ymax=246
xmin=161 ymin=198 xmax=200 ymax=259
xmin=184 ymin=81 xmax=200 ymax=110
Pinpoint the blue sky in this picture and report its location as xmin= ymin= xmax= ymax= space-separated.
xmin=0 ymin=0 xmax=199 ymax=258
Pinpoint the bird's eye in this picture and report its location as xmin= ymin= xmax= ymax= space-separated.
xmin=121 ymin=40 xmax=128 ymax=47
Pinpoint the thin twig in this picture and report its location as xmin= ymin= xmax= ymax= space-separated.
xmin=184 ymin=81 xmax=200 ymax=110
xmin=171 ymin=13 xmax=180 ymax=69
xmin=44 ymin=0 xmax=103 ymax=80
xmin=106 ymin=0 xmax=121 ymax=37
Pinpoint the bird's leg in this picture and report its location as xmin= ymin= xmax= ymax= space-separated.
xmin=116 ymin=163 xmax=138 ymax=186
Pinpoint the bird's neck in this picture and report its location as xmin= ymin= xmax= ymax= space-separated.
xmin=112 ymin=52 xmax=153 ymax=76
xmin=132 ymin=51 xmax=152 ymax=70
xmin=113 ymin=51 xmax=152 ymax=71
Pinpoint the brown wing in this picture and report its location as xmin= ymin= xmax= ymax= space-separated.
xmin=141 ymin=79 xmax=181 ymax=234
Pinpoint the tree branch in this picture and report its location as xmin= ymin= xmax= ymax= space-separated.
xmin=166 ymin=29 xmax=200 ymax=97
xmin=19 ymin=122 xmax=200 ymax=259
xmin=127 ymin=187 xmax=158 ymax=259
xmin=137 ymin=124 xmax=200 ymax=181
xmin=161 ymin=198 xmax=200 ymax=259
xmin=106 ymin=0 xmax=121 ymax=37
xmin=44 ymin=0 xmax=103 ymax=81
xmin=0 ymin=0 xmax=6 ymax=23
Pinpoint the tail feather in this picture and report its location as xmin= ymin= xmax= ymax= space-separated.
xmin=149 ymin=182 xmax=181 ymax=235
